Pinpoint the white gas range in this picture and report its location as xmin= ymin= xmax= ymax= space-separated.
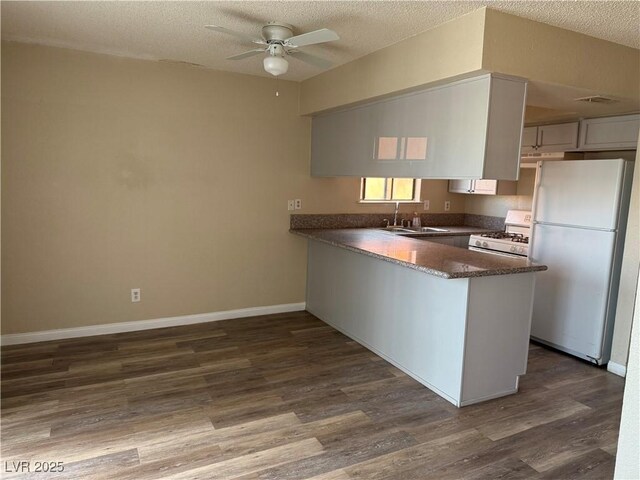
xmin=468 ymin=210 xmax=532 ymax=258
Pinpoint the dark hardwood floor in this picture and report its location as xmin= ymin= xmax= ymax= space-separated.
xmin=1 ymin=311 xmax=624 ymax=479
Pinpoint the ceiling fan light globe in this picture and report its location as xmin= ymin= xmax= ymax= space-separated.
xmin=263 ymin=56 xmax=288 ymax=76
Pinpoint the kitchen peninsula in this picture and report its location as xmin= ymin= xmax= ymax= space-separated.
xmin=292 ymin=227 xmax=547 ymax=407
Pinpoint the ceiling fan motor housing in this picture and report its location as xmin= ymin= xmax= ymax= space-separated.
xmin=262 ymin=22 xmax=294 ymax=43
xmin=267 ymin=44 xmax=285 ymax=57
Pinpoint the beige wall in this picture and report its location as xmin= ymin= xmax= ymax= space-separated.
xmin=1 ymin=41 xmax=306 ymax=333
xmin=299 ymin=8 xmax=486 ymax=115
xmin=614 ymin=270 xmax=640 ymax=479
xmin=300 ymin=8 xmax=639 ymax=117
xmin=610 ymin=147 xmax=640 ymax=367
xmin=482 ymin=9 xmax=640 ymax=102
xmin=300 ymin=177 xmax=462 ymax=215
xmin=1 ymin=42 xmax=460 ymax=335
xmin=421 ymin=180 xmax=466 ymax=214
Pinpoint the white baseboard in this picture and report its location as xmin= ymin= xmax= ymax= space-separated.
xmin=0 ymin=302 xmax=306 ymax=346
xmin=607 ymin=361 xmax=627 ymax=378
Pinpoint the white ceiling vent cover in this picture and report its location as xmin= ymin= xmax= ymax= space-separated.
xmin=574 ymin=95 xmax=618 ymax=104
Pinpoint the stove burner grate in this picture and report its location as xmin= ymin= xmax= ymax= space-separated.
xmin=481 ymin=232 xmax=529 ymax=244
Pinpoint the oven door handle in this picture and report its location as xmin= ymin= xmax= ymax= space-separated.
xmin=468 ymin=245 xmax=527 ymax=259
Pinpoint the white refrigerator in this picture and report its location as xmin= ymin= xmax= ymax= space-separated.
xmin=529 ymin=159 xmax=634 ymax=365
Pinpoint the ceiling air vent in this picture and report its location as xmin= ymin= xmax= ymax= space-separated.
xmin=574 ymin=95 xmax=618 ymax=104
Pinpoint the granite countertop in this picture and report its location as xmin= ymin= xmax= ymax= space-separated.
xmin=291 ymin=228 xmax=547 ymax=279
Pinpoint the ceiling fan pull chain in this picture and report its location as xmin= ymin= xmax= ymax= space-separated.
xmin=275 ymin=77 xmax=279 ymax=97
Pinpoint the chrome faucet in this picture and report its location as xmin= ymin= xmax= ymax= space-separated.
xmin=393 ymin=201 xmax=400 ymax=226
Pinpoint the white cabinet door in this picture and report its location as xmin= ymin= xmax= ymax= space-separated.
xmin=521 ymin=122 xmax=579 ymax=153
xmin=537 ymin=122 xmax=579 ymax=152
xmin=311 ymin=104 xmax=376 ymax=176
xmin=448 ymin=179 xmax=515 ymax=195
xmin=371 ymin=93 xmax=408 ymax=162
xmin=578 ymin=114 xmax=640 ymax=151
xmin=448 ymin=180 xmax=473 ymax=193
xmin=521 ymin=126 xmax=538 ymax=154
xmin=454 ymin=236 xmax=471 ymax=248
xmin=426 ymin=236 xmax=457 ymax=246
xmin=471 ymin=179 xmax=498 ymax=195
xmin=423 ymin=236 xmax=469 ymax=248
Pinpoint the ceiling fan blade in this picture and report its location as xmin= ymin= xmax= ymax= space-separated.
xmin=226 ymin=49 xmax=266 ymax=60
xmin=285 ymin=28 xmax=339 ymax=48
xmin=288 ymin=50 xmax=333 ymax=70
xmin=205 ymin=25 xmax=266 ymax=45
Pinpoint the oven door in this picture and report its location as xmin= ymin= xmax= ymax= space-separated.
xmin=468 ymin=245 xmax=527 ymax=259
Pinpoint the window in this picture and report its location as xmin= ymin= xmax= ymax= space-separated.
xmin=360 ymin=178 xmax=421 ymax=202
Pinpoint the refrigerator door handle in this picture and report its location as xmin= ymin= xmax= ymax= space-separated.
xmin=528 ymin=162 xmax=544 ymax=259
xmin=533 ymin=221 xmax=617 ymax=233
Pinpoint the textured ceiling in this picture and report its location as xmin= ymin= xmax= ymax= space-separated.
xmin=2 ymin=1 xmax=639 ymax=82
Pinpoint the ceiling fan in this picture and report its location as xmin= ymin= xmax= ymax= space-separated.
xmin=205 ymin=22 xmax=339 ymax=77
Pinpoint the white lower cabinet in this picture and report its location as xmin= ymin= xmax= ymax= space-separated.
xmin=425 ymin=236 xmax=456 ymax=246
xmin=305 ymin=240 xmax=536 ymax=407
xmin=425 ymin=236 xmax=470 ymax=248
xmin=448 ymin=179 xmax=516 ymax=195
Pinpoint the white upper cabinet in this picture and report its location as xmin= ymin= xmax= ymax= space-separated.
xmin=473 ymin=179 xmax=514 ymax=195
xmin=578 ymin=114 xmax=640 ymax=151
xmin=522 ymin=115 xmax=640 ymax=154
xmin=521 ymin=127 xmax=539 ymax=154
xmin=448 ymin=179 xmax=517 ymax=195
xmin=520 ymin=122 xmax=579 ymax=154
xmin=448 ymin=179 xmax=473 ymax=194
xmin=537 ymin=123 xmax=580 ymax=152
xmin=311 ymin=73 xmax=527 ymax=180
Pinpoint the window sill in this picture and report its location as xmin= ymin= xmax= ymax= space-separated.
xmin=358 ymin=200 xmax=422 ymax=204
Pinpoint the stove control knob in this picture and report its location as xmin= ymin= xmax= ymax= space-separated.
xmin=519 ymin=247 xmax=525 ymax=254
xmin=510 ymin=246 xmax=517 ymax=252
xmin=475 ymin=240 xmax=481 ymax=246
xmin=482 ymin=241 xmax=488 ymax=248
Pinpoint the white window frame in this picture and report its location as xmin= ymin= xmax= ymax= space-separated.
xmin=359 ymin=178 xmax=422 ymax=204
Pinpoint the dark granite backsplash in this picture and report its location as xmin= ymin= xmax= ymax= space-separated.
xmin=290 ymin=213 xmax=504 ymax=230
xmin=462 ymin=214 xmax=506 ymax=231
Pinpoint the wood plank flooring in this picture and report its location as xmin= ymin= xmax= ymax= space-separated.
xmin=1 ymin=311 xmax=624 ymax=479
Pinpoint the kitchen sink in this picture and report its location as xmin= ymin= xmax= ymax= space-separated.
xmin=382 ymin=226 xmax=416 ymax=233
xmin=381 ymin=226 xmax=450 ymax=234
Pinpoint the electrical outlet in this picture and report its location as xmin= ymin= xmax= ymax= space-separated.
xmin=294 ymin=199 xmax=302 ymax=210
xmin=444 ymin=201 xmax=451 ymax=211
xmin=423 ymin=200 xmax=430 ymax=211
xmin=287 ymin=200 xmax=295 ymax=211
xmin=131 ymin=288 xmax=141 ymax=303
